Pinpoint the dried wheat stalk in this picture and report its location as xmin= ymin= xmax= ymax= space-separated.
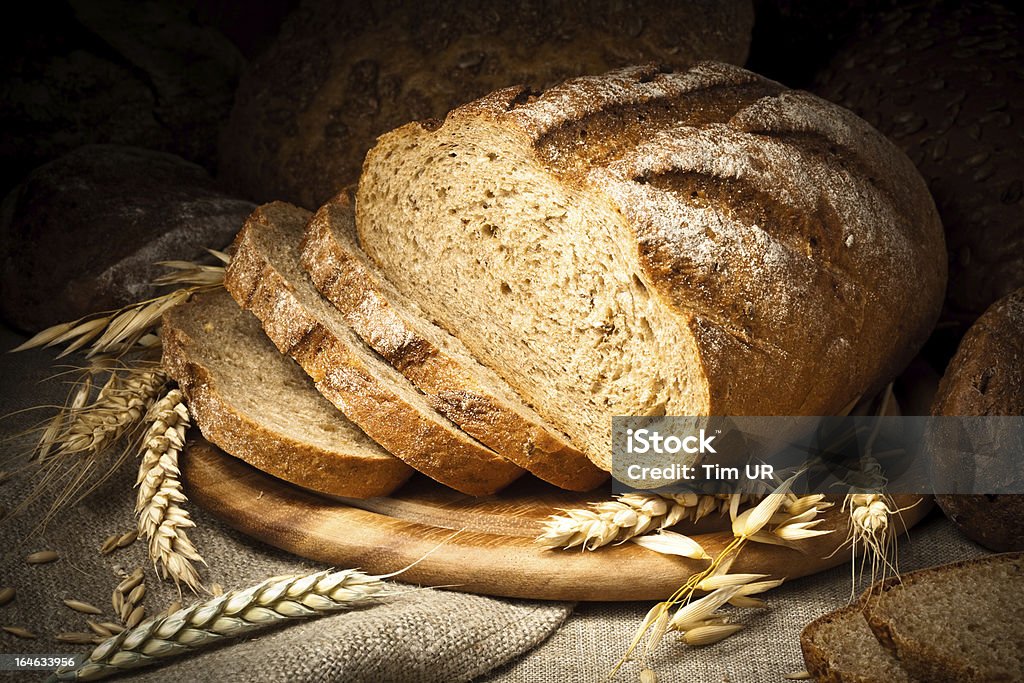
xmin=50 ymin=569 xmax=387 ymax=682
xmin=135 ymin=389 xmax=204 ymax=592
xmin=7 ymin=364 xmax=169 ymax=530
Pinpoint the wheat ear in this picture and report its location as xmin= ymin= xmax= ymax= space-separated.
xmin=9 ymin=365 xmax=169 ymax=530
xmin=135 ymin=389 xmax=204 ymax=592
xmin=49 ymin=569 xmax=387 ymax=682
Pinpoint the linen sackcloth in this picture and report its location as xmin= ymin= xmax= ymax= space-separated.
xmin=0 ymin=325 xmax=992 ymax=682
xmin=0 ymin=327 xmax=571 ymax=682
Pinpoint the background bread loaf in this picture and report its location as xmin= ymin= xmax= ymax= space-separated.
xmin=931 ymin=287 xmax=1024 ymax=551
xmin=357 ymin=62 xmax=947 ymax=470
xmin=0 ymin=145 xmax=253 ymax=332
xmin=814 ymin=0 xmax=1024 ymax=321
xmin=218 ymin=0 xmax=754 ymax=208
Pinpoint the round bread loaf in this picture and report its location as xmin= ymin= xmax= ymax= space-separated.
xmin=932 ymin=287 xmax=1024 ymax=551
xmin=218 ymin=0 xmax=754 ymax=209
xmin=814 ymin=1 xmax=1024 ymax=320
xmin=0 ymin=145 xmax=254 ymax=332
xmin=357 ymin=62 xmax=948 ymax=470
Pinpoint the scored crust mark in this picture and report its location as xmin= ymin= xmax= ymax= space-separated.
xmin=224 ymin=202 xmax=524 ymax=496
xmin=357 ymin=61 xmax=946 ymax=470
xmin=301 ymin=192 xmax=607 ymax=489
xmin=161 ymin=289 xmax=412 ymax=499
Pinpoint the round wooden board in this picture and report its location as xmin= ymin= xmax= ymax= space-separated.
xmin=182 ymin=438 xmax=932 ymax=601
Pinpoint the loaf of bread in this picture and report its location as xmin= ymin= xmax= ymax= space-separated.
xmin=224 ymin=202 xmax=523 ymax=496
xmin=814 ymin=1 xmax=1023 ymax=319
xmin=162 ymin=288 xmax=412 ymax=498
xmin=219 ymin=0 xmax=754 ymax=208
xmin=357 ymin=62 xmax=947 ymax=470
xmin=863 ymin=552 xmax=1024 ymax=683
xmin=931 ymin=287 xmax=1024 ymax=551
xmin=1 ymin=145 xmax=253 ymax=332
xmin=302 ymin=190 xmax=606 ymax=490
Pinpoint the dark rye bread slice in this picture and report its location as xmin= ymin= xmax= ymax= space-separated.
xmin=864 ymin=552 xmax=1024 ymax=683
xmin=801 ymin=604 xmax=918 ymax=683
xmin=302 ymin=191 xmax=607 ymax=491
xmin=223 ymin=201 xmax=523 ymax=496
xmin=162 ymin=288 xmax=412 ymax=498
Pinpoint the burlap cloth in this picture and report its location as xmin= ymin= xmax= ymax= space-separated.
xmin=0 ymin=324 xmax=988 ymax=682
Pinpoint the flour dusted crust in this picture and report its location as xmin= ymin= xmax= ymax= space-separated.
xmin=162 ymin=289 xmax=412 ymax=498
xmin=357 ymin=62 xmax=947 ymax=470
xmin=224 ymin=202 xmax=523 ymax=496
xmin=302 ymin=191 xmax=606 ymax=490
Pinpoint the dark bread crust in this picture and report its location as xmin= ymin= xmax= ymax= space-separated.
xmin=361 ymin=62 xmax=946 ymax=427
xmin=863 ymin=552 xmax=1024 ymax=683
xmin=814 ymin=1 xmax=1024 ymax=319
xmin=302 ymin=191 xmax=606 ymax=491
xmin=932 ymin=288 xmax=1024 ymax=550
xmin=800 ymin=605 xmax=857 ymax=683
xmin=162 ymin=290 xmax=412 ymax=498
xmin=932 ymin=288 xmax=1024 ymax=417
xmin=219 ymin=0 xmax=754 ymax=209
xmin=224 ymin=202 xmax=523 ymax=496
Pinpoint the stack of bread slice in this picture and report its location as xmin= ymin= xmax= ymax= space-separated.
xmin=164 ymin=196 xmax=606 ymax=497
xmin=163 ymin=61 xmax=947 ymax=498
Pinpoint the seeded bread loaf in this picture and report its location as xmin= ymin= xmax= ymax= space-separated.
xmin=224 ymin=202 xmax=523 ymax=496
xmin=814 ymin=1 xmax=1024 ymax=319
xmin=863 ymin=552 xmax=1024 ymax=683
xmin=357 ymin=62 xmax=947 ymax=471
xmin=162 ymin=288 xmax=412 ymax=498
xmin=219 ymin=0 xmax=754 ymax=209
xmin=800 ymin=603 xmax=917 ymax=683
xmin=302 ymin=190 xmax=606 ymax=490
xmin=931 ymin=287 xmax=1024 ymax=551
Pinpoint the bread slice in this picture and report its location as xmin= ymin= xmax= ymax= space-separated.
xmin=864 ymin=552 xmax=1024 ymax=682
xmin=801 ymin=604 xmax=918 ymax=683
xmin=302 ymin=191 xmax=606 ymax=491
xmin=223 ymin=201 xmax=523 ymax=496
xmin=356 ymin=62 xmax=946 ymax=470
xmin=162 ymin=288 xmax=412 ymax=498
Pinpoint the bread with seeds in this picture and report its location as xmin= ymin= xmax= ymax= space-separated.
xmin=863 ymin=552 xmax=1024 ymax=683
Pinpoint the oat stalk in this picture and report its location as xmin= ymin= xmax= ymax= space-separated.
xmin=135 ymin=389 xmax=204 ymax=592
xmin=611 ymin=476 xmax=834 ymax=679
xmin=49 ymin=568 xmax=387 ymax=682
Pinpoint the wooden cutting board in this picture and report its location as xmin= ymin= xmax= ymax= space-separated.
xmin=182 ymin=438 xmax=932 ymax=601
